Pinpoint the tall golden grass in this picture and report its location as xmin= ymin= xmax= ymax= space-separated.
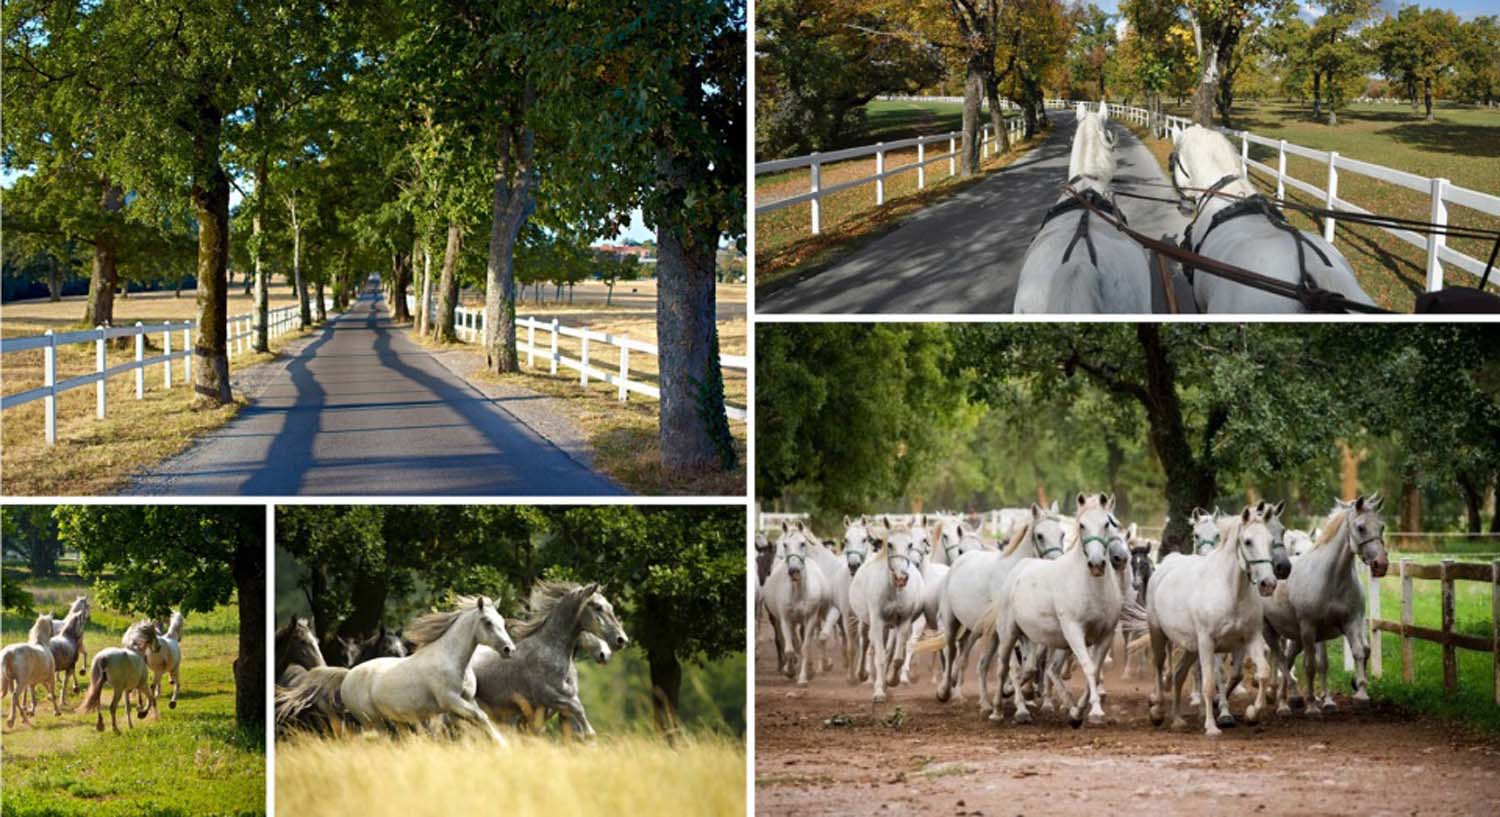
xmin=276 ymin=732 xmax=745 ymax=817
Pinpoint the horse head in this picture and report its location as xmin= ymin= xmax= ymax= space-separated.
xmin=1334 ymin=494 xmax=1388 ymax=577
xmin=1169 ymin=125 xmax=1252 ymax=215
xmin=1022 ymin=502 xmax=1069 ymax=560
xmin=842 ymin=516 xmax=875 ymax=576
xmin=780 ymin=521 xmax=813 ymax=585
xmin=1232 ymin=506 xmax=1279 ymax=597
xmin=1075 ymin=493 xmax=1127 ymax=576
xmin=1253 ymin=499 xmax=1294 ymax=580
xmin=474 ymin=596 xmax=516 ymax=658
xmin=1128 ymin=529 xmax=1155 ymax=604
xmin=1190 ymin=507 xmax=1221 ymax=555
xmin=880 ymin=517 xmax=919 ymax=590
xmin=579 ymin=585 xmax=629 ymax=651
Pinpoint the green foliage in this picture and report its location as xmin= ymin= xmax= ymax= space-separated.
xmin=0 ymin=505 xmax=63 ymax=577
xmin=1454 ymin=16 xmax=1500 ymax=105
xmin=755 ymin=323 xmax=974 ymax=512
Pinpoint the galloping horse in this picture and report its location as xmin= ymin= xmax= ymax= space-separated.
xmin=3 ymin=614 xmax=61 ymax=728
xmin=79 ymin=622 xmax=158 ymax=734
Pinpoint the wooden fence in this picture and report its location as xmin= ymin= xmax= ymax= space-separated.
xmin=1366 ymin=558 xmax=1500 ymax=705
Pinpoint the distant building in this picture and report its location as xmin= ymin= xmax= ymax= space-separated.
xmin=594 ymin=243 xmax=656 ymax=265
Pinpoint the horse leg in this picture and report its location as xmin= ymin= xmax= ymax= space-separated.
xmin=996 ymin=622 xmax=1029 ymax=724
xmin=936 ymin=617 xmax=960 ymax=703
xmin=169 ymin=666 xmax=180 ymax=709
xmin=778 ymin=614 xmax=799 ymax=679
xmin=899 ymin=620 xmax=920 ymax=686
xmin=110 ymin=687 xmax=122 ymax=733
xmin=1244 ymin=636 xmax=1272 ymax=724
xmin=1089 ymin=638 xmax=1111 ymax=701
xmin=1343 ymin=619 xmax=1371 ymax=703
xmin=141 ymin=681 xmax=156 ymax=720
xmin=1212 ymin=653 xmax=1236 ymax=729
xmin=1196 ymin=634 xmax=1221 ymax=737
xmin=1317 ymin=642 xmax=1337 ymax=713
xmin=954 ymin=630 xmax=976 ymax=702
xmin=1298 ymin=627 xmax=1320 ymax=716
xmin=1058 ymin=621 xmax=1104 ymax=726
xmin=884 ymin=623 xmax=903 ymax=687
xmin=797 ymin=616 xmax=815 ymax=686
xmin=870 ymin=618 xmax=889 ymax=703
xmin=844 ymin=615 xmax=861 ymax=686
xmin=977 ymin=629 xmax=1000 ymax=717
xmin=1148 ymin=625 xmax=1169 ymax=726
xmin=445 ymin=693 xmax=507 ymax=746
xmin=1169 ymin=649 xmax=1196 ymax=731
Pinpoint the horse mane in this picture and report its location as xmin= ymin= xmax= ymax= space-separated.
xmin=509 ymin=581 xmax=590 ymax=641
xmin=27 ymin=614 xmax=52 ymax=644
xmin=1313 ymin=509 xmax=1348 ymax=548
xmin=405 ymin=596 xmax=484 ymax=651
xmin=1180 ymin=126 xmax=1255 ymax=196
xmin=125 ymin=620 xmax=158 ymax=652
xmin=57 ymin=608 xmax=87 ymax=641
xmin=1071 ymin=114 xmax=1116 ymax=184
xmin=1001 ymin=517 xmax=1033 ymax=557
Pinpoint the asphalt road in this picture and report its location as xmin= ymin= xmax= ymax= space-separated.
xmin=127 ymin=288 xmax=624 ymax=496
xmin=758 ymin=111 xmax=1188 ymax=314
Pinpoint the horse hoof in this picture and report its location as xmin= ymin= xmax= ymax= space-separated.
xmin=796 ymin=679 xmax=808 ymax=688
xmin=1170 ymin=718 xmax=1188 ymax=730
xmin=1353 ymin=690 xmax=1370 ymax=703
xmin=1276 ymin=703 xmax=1292 ymax=716
xmin=1040 ymin=700 xmax=1056 ymax=712
xmin=1149 ymin=707 xmax=1164 ymax=727
xmin=1204 ymin=727 xmax=1222 ymax=738
xmin=1244 ymin=705 xmax=1260 ymax=724
xmin=1216 ymin=713 xmax=1236 ymax=729
xmin=1013 ymin=710 xmax=1032 ymax=725
xmin=872 ymin=691 xmax=887 ymax=704
xmin=1088 ymin=711 xmax=1105 ymax=726
xmin=1322 ymin=701 xmax=1339 ymax=714
xmin=169 ymin=701 xmax=177 ymax=710
xmin=95 ymin=722 xmax=105 ymax=733
xmin=936 ymin=688 xmax=951 ymax=704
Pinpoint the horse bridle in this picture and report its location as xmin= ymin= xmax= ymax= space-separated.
xmin=1195 ymin=534 xmax=1220 ymax=555
xmin=784 ymin=551 xmax=806 ymax=572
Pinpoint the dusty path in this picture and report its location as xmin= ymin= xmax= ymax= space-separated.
xmin=757 ymin=111 xmax=1187 ymax=315
xmin=754 ymin=632 xmax=1500 ymax=816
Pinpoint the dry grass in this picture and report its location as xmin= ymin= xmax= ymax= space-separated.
xmin=276 ymin=732 xmax=744 ymax=817
xmin=414 ymin=315 xmax=747 ymax=496
xmin=755 ymin=132 xmax=1045 ymax=287
xmin=1 ymin=283 xmax=306 ymax=335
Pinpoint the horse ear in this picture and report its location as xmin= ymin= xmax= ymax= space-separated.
xmin=477 ymin=596 xmax=487 ymax=610
xmin=1367 ymin=494 xmax=1383 ymax=511
xmin=1191 ymin=507 xmax=1206 ymax=520
xmin=1048 ymin=500 xmax=1059 ymax=513
xmin=1029 ymin=502 xmax=1043 ymax=519
xmin=1076 ymin=492 xmax=1087 ymax=510
xmin=1242 ymin=506 xmax=1253 ymax=522
xmin=1274 ymin=500 xmax=1286 ymax=516
xmin=781 ymin=521 xmax=790 ymax=534
xmin=1104 ymin=493 xmax=1116 ymax=511
xmin=843 ymin=515 xmax=852 ymax=528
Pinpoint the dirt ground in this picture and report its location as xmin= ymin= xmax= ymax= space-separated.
xmin=753 ymin=630 xmax=1500 ymax=817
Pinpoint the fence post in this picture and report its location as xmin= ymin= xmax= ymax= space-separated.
xmin=162 ymin=321 xmax=173 ymax=389
xmin=875 ymin=145 xmax=885 ymax=206
xmin=527 ymin=321 xmax=535 ymax=368
xmin=618 ymin=345 xmax=628 ymax=402
xmin=917 ymin=140 xmax=926 ymax=189
xmin=1492 ymin=559 xmax=1499 ymax=706
xmin=1276 ymin=140 xmax=1287 ymax=201
xmin=580 ymin=335 xmax=590 ymax=387
xmin=1239 ymin=132 xmax=1249 ymax=182
xmin=1425 ymin=178 xmax=1448 ymax=292
xmin=43 ymin=330 xmax=56 ymax=444
xmin=1400 ymin=559 xmax=1414 ymax=683
xmin=809 ymin=153 xmax=821 ymax=235
xmin=1441 ymin=558 xmax=1456 ymax=694
xmin=184 ymin=325 xmax=193 ymax=384
xmin=135 ymin=322 xmax=145 ymax=399
xmin=1324 ymin=151 xmax=1339 ymax=243
xmin=1369 ymin=565 xmax=1382 ymax=678
xmin=95 ymin=326 xmax=107 ymax=419
xmin=949 ymin=134 xmax=956 ymax=176
xmin=549 ymin=318 xmax=559 ymax=375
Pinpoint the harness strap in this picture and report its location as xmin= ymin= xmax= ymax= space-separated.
xmin=1043 ymin=181 xmax=1129 ymax=269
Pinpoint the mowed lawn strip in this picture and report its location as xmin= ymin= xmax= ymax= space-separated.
xmin=1 ymin=577 xmax=262 ymax=817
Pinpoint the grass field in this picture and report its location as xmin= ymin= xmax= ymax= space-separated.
xmin=0 ymin=284 xmax=321 ymax=496
xmin=0 ymin=573 xmax=264 ymax=817
xmin=755 ymin=100 xmax=1039 ymax=287
xmin=276 ymin=732 xmax=745 ymax=817
xmin=1149 ymin=100 xmax=1500 ymax=311
xmin=1322 ymin=551 xmax=1500 ymax=733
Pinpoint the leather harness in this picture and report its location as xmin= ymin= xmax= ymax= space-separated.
xmin=1041 ymin=175 xmax=1128 ymax=267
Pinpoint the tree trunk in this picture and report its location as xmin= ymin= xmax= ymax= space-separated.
xmin=1191 ymin=29 xmax=1219 ymax=126
xmin=1458 ymin=473 xmax=1483 ymax=534
xmin=389 ymin=249 xmax=413 ymax=323
xmin=232 ymin=526 xmax=265 ymax=732
xmin=46 ymin=257 xmax=62 ymax=301
xmin=1312 ymin=71 xmax=1323 ymax=119
xmin=289 ymin=199 xmax=311 ymax=329
xmin=190 ymin=94 xmax=233 ymax=407
xmin=251 ymin=158 xmax=270 ymax=353
xmin=417 ymin=242 xmax=432 ymax=336
xmin=84 ymin=181 xmax=123 ymax=328
xmin=1400 ymin=477 xmax=1421 ymax=533
xmin=646 ymin=645 xmax=682 ymax=735
xmin=336 ymin=571 xmax=389 ymax=643
xmin=1423 ymin=78 xmax=1434 ymax=121
xmin=483 ymin=118 xmax=535 ymax=374
xmin=960 ymin=51 xmax=987 ymax=175
xmin=984 ymin=73 xmax=1010 ymax=154
xmin=435 ymin=222 xmax=461 ymax=343
xmin=314 ymin=278 xmax=326 ymax=323
xmin=656 ymin=211 xmax=735 ymax=473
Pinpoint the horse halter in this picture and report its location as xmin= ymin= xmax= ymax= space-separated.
xmin=1195 ymin=535 xmax=1220 ymax=555
xmin=784 ymin=551 xmax=806 ymax=572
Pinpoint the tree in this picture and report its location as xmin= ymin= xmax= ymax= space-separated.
xmin=1308 ymin=0 xmax=1376 ymax=125
xmin=0 ymin=505 xmax=63 ymax=578
xmin=1454 ymin=16 xmax=1500 ymax=107
xmin=600 ymin=253 xmax=642 ymax=306
xmin=55 ymin=505 xmax=265 ymax=733
xmin=1068 ymin=4 xmax=1117 ymax=100
xmin=543 ymin=506 xmax=743 ymax=733
xmin=1185 ymin=0 xmax=1261 ymax=126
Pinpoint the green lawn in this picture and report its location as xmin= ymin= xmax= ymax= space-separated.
xmin=1323 ymin=551 xmax=1500 ymax=733
xmin=1 ymin=574 xmax=264 ymax=817
xmin=1158 ymin=100 xmax=1500 ymax=310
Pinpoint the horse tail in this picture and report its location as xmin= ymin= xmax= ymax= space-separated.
xmin=78 ymin=653 xmax=107 ymax=714
xmin=275 ymin=667 xmax=347 ymax=734
xmin=913 ymin=632 xmax=947 ymax=655
xmin=165 ymin=612 xmax=185 ymax=641
xmin=972 ymin=596 xmax=1005 ymax=648
xmin=0 ymin=651 xmax=14 ymax=698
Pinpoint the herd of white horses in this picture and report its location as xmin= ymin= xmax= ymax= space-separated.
xmin=1014 ymin=102 xmax=1376 ymax=314
xmin=1 ymin=596 xmax=186 ymax=733
xmin=757 ymin=493 xmax=1390 ymax=736
xmin=274 ymin=581 xmax=628 ymax=745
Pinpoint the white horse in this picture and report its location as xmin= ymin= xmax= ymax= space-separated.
xmin=46 ymin=606 xmax=89 ymax=706
xmin=2 ymin=614 xmax=61 ymax=728
xmin=901 ymin=519 xmax=959 ymax=685
xmin=124 ymin=612 xmax=183 ymax=711
xmin=1147 ymin=506 xmax=1279 ymax=736
xmin=763 ymin=522 xmax=832 ymax=686
xmin=849 ymin=518 xmax=926 ymax=703
xmin=50 ymin=595 xmax=90 ymax=687
xmin=1170 ymin=125 xmax=1375 ymax=313
xmin=78 ymin=623 xmax=157 ymax=733
xmin=932 ymin=503 xmax=1070 ymax=710
xmin=988 ymin=493 xmax=1128 ymax=725
xmin=1261 ymin=495 xmax=1388 ymax=715
xmin=1015 ymin=102 xmax=1150 ymax=314
xmin=339 ymin=596 xmax=516 ymax=744
xmin=832 ymin=516 xmax=879 ymax=683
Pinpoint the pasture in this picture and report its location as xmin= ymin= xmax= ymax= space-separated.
xmin=1143 ymin=100 xmax=1500 ymax=311
xmin=276 ymin=732 xmax=745 ymax=817
xmin=0 ymin=283 xmax=316 ymax=495
xmin=0 ymin=571 xmax=264 ymax=817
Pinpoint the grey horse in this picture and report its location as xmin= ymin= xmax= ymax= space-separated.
xmin=470 ymin=582 xmax=628 ymax=738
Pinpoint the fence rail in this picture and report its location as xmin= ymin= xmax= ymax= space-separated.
xmin=406 ymin=296 xmax=746 ymax=421
xmin=1 ymin=301 xmax=329 ymax=444
xmin=1365 ymin=557 xmax=1500 ymax=704
xmin=755 ymin=98 xmax=1070 ymax=235
xmin=1108 ymin=103 xmax=1500 ymax=291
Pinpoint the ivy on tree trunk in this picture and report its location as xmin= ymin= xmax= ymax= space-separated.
xmin=84 ymin=180 xmax=123 ymax=331
xmin=655 ymin=214 xmax=735 ymax=473
xmin=190 ymin=94 xmax=233 ymax=407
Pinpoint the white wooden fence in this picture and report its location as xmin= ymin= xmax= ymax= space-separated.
xmin=407 ymin=296 xmax=747 ymax=421
xmin=1108 ymin=103 xmax=1500 ymax=292
xmin=755 ymin=98 xmax=1070 ymax=235
xmin=1 ymin=301 xmax=328 ymax=444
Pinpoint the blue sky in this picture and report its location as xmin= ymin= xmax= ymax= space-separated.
xmin=1093 ymin=0 xmax=1499 ymax=20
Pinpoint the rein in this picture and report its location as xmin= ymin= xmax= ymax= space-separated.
xmin=1044 ymin=175 xmax=1127 ymax=267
